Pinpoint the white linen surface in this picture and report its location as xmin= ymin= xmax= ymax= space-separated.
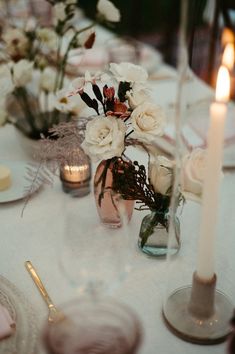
xmin=1 ymin=64 xmax=235 ymax=354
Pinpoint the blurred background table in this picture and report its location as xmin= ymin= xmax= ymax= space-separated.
xmin=1 ymin=43 xmax=235 ymax=353
xmin=1 ymin=0 xmax=235 ymax=350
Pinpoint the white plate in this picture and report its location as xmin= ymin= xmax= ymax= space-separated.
xmin=0 ymin=161 xmax=42 ymax=203
xmin=0 ymin=275 xmax=38 ymax=354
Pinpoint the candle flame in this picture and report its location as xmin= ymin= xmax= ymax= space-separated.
xmin=64 ymin=165 xmax=89 ymax=173
xmin=215 ymin=66 xmax=230 ymax=102
xmin=222 ymin=43 xmax=235 ymax=71
xmin=221 ymin=27 xmax=234 ymax=47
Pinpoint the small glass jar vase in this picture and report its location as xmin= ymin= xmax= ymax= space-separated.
xmin=138 ymin=211 xmax=180 ymax=257
xmin=94 ymin=158 xmax=134 ymax=228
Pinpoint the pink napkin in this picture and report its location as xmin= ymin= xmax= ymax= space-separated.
xmin=0 ymin=304 xmax=15 ymax=340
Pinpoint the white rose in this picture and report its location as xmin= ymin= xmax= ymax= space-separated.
xmin=109 ymin=62 xmax=148 ymax=83
xmin=39 ymin=67 xmax=57 ymax=92
xmin=97 ymin=0 xmax=120 ymax=22
xmin=37 ymin=28 xmax=58 ymax=50
xmin=149 ymin=156 xmax=174 ymax=196
xmin=0 ymin=64 xmax=14 ymax=95
xmin=54 ymin=88 xmax=84 ymax=114
xmin=12 ymin=60 xmax=33 ymax=87
xmin=81 ymin=115 xmax=126 ymax=161
xmin=2 ymin=28 xmax=29 ymax=57
xmin=131 ymin=102 xmax=165 ymax=143
xmin=126 ymin=83 xmax=151 ymax=109
xmin=54 ymin=2 xmax=67 ymax=22
xmin=180 ymin=148 xmax=206 ymax=203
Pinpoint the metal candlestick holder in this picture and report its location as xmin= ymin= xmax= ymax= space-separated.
xmin=163 ymin=271 xmax=234 ymax=344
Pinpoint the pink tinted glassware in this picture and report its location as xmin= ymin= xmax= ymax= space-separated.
xmin=43 ymin=297 xmax=142 ymax=354
xmin=94 ymin=159 xmax=134 ymax=228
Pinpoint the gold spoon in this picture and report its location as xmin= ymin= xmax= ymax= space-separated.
xmin=25 ymin=261 xmax=64 ymax=323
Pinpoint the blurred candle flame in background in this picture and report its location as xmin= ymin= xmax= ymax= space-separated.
xmin=215 ymin=65 xmax=230 ymax=102
xmin=222 ymin=43 xmax=235 ymax=71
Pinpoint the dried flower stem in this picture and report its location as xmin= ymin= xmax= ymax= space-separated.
xmin=58 ymin=22 xmax=95 ymax=89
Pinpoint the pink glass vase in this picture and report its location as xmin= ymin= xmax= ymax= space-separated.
xmin=94 ymin=159 xmax=134 ymax=228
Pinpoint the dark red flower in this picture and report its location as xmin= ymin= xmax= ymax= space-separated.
xmin=103 ymin=86 xmax=115 ymax=100
xmin=84 ymin=32 xmax=96 ymax=49
xmin=106 ymin=99 xmax=131 ymax=119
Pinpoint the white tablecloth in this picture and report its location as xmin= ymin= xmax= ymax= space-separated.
xmin=1 ymin=61 xmax=235 ymax=354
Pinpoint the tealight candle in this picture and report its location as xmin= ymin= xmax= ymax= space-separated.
xmin=60 ymin=163 xmax=91 ymax=197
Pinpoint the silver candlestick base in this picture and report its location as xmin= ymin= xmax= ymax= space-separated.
xmin=163 ymin=272 xmax=234 ymax=344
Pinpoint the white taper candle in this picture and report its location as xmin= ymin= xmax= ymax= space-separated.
xmin=196 ymin=66 xmax=230 ymax=281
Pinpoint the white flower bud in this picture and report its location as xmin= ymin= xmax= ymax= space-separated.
xmin=149 ymin=156 xmax=174 ymax=195
xmin=180 ymin=148 xmax=207 ymax=203
xmin=97 ymin=0 xmax=120 ymax=22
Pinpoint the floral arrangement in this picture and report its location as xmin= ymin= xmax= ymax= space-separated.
xmin=112 ymin=155 xmax=174 ymax=246
xmin=67 ymin=61 xmax=167 ymax=215
xmin=67 ymin=62 xmax=206 ymax=224
xmin=23 ymin=58 xmax=207 ymax=240
xmin=0 ymin=0 xmax=120 ymax=139
xmin=24 ymin=61 xmax=166 ymax=214
xmin=111 ymin=148 xmax=206 ymax=247
xmin=72 ymin=62 xmax=166 ymax=161
xmin=34 ymin=60 xmax=206 ymax=209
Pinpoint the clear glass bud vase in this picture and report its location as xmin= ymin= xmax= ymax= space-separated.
xmin=138 ymin=211 xmax=180 ymax=257
xmin=94 ymin=159 xmax=134 ymax=228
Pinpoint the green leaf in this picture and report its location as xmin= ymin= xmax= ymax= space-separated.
xmin=140 ymin=219 xmax=158 ymax=248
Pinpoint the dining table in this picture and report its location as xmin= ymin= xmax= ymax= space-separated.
xmin=1 ymin=23 xmax=235 ymax=354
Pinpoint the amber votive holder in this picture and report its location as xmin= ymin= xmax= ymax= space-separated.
xmin=60 ymin=163 xmax=91 ymax=197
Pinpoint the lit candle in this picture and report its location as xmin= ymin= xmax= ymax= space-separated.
xmin=221 ymin=27 xmax=234 ymax=48
xmin=61 ymin=165 xmax=90 ymax=183
xmin=60 ymin=162 xmax=91 ymax=197
xmin=196 ymin=65 xmax=230 ymax=281
xmin=222 ymin=43 xmax=235 ymax=71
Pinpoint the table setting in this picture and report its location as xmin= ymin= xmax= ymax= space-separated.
xmin=1 ymin=0 xmax=235 ymax=353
